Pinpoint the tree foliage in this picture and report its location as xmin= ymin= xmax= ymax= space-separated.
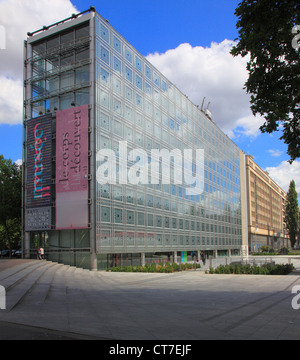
xmin=231 ymin=0 xmax=300 ymax=163
xmin=0 ymin=155 xmax=22 ymax=252
xmin=284 ymin=180 xmax=299 ymax=247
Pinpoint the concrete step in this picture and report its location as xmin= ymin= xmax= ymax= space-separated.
xmin=4 ymin=262 xmax=57 ymax=311
xmin=0 ymin=260 xmax=47 ymax=284
xmin=0 ymin=260 xmax=109 ymax=334
xmin=11 ymin=263 xmax=65 ymax=311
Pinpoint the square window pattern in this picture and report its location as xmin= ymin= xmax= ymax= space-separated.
xmin=113 ymin=36 xmax=122 ymax=54
xmin=100 ymin=24 xmax=109 ymax=43
xmin=127 ymin=211 xmax=134 ymax=224
xmin=93 ymin=15 xmax=243 ymax=251
xmin=114 ymin=57 xmax=121 ymax=73
xmin=125 ymin=47 xmax=132 ymax=63
xmin=114 ymin=209 xmax=122 ymax=223
xmin=100 ymin=46 xmax=109 ymax=64
xmin=101 ymin=207 xmax=110 ymax=222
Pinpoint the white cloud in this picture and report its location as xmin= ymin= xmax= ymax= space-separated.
xmin=265 ymin=160 xmax=300 ymax=202
xmin=0 ymin=0 xmax=78 ymax=78
xmin=146 ymin=40 xmax=265 ymax=139
xmin=0 ymin=76 xmax=23 ymax=124
xmin=0 ymin=0 xmax=78 ymax=125
xmin=268 ymin=149 xmax=283 ymax=158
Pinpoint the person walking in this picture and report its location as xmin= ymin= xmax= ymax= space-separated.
xmin=37 ymin=247 xmax=44 ymax=260
xmin=201 ymin=252 xmax=206 ymax=266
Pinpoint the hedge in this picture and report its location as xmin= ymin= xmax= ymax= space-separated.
xmin=107 ymin=262 xmax=201 ymax=273
xmin=207 ymin=263 xmax=294 ymax=275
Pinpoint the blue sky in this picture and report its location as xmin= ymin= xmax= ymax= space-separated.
xmin=0 ymin=0 xmax=299 ymax=198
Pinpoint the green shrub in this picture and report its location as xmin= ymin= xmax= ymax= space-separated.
xmin=234 ymin=265 xmax=240 ymax=274
xmin=107 ymin=261 xmax=202 ymax=273
xmin=136 ymin=265 xmax=144 ymax=272
xmin=110 ymin=266 xmax=122 ymax=272
xmin=172 ymin=262 xmax=180 ymax=272
xmin=209 ymin=267 xmax=215 ymax=274
xmin=150 ymin=263 xmax=157 ymax=272
xmin=142 ymin=263 xmax=150 ymax=272
xmin=207 ymin=263 xmax=294 ymax=275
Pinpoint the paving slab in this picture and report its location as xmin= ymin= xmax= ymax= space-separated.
xmin=1 ymin=258 xmax=300 ymax=340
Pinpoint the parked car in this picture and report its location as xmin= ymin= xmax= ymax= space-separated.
xmin=1 ymin=250 xmax=9 ymax=257
xmin=1 ymin=250 xmax=18 ymax=257
xmin=14 ymin=249 xmax=22 ymax=258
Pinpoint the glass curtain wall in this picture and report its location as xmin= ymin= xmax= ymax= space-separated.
xmin=94 ymin=13 xmax=243 ymax=261
xmin=25 ymin=21 xmax=91 ymax=268
xmin=30 ymin=23 xmax=90 ymax=118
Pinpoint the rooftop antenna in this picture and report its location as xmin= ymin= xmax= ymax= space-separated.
xmin=205 ymin=102 xmax=212 ymax=120
xmin=201 ymin=97 xmax=206 ymax=111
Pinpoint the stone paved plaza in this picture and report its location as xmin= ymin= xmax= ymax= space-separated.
xmin=1 ymin=258 xmax=300 ymax=340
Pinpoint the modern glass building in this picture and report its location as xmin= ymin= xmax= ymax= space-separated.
xmin=23 ymin=7 xmax=248 ymax=270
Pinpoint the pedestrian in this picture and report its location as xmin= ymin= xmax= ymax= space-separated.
xmin=40 ymin=247 xmax=44 ymax=260
xmin=37 ymin=247 xmax=41 ymax=260
xmin=201 ymin=252 xmax=206 ymax=266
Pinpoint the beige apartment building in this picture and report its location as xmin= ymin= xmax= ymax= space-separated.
xmin=245 ymin=155 xmax=289 ymax=252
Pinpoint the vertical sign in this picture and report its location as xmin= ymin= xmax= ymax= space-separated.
xmin=56 ymin=105 xmax=89 ymax=229
xmin=181 ymin=251 xmax=187 ymax=263
xmin=25 ymin=113 xmax=52 ymax=231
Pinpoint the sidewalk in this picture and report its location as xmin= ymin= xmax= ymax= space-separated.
xmin=1 ymin=258 xmax=300 ymax=340
xmin=0 ymin=320 xmax=102 ymax=340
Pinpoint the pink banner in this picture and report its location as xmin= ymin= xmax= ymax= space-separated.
xmin=56 ymin=105 xmax=89 ymax=229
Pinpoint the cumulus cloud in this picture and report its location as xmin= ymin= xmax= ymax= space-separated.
xmin=0 ymin=0 xmax=78 ymax=125
xmin=146 ymin=40 xmax=265 ymax=139
xmin=0 ymin=76 xmax=23 ymax=124
xmin=268 ymin=149 xmax=283 ymax=158
xmin=265 ymin=160 xmax=300 ymax=202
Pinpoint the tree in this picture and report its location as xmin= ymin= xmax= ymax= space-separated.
xmin=231 ymin=0 xmax=300 ymax=163
xmin=284 ymin=180 xmax=299 ymax=248
xmin=0 ymin=155 xmax=22 ymax=254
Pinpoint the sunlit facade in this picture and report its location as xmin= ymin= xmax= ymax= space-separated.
xmin=245 ymin=155 xmax=288 ymax=251
xmin=23 ymin=8 xmax=248 ymax=270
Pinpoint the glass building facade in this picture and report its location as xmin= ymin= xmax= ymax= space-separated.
xmin=23 ymin=8 xmax=248 ymax=270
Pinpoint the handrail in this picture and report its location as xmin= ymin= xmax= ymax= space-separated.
xmin=27 ymin=6 xmax=96 ymax=37
xmin=26 ymin=35 xmax=91 ymax=64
